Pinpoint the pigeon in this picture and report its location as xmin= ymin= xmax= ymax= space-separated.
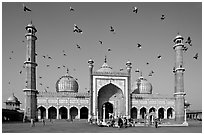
xmin=135 ymin=68 xmax=140 ymax=73
xmin=9 ymin=57 xmax=12 ymax=60
xmin=146 ymin=62 xmax=149 ymax=65
xmin=76 ymin=44 xmax=81 ymax=49
xmin=183 ymin=46 xmax=188 ymax=52
xmin=185 ymin=37 xmax=192 ymax=46
xmin=99 ymin=40 xmax=103 ymax=44
xmin=110 ymin=26 xmax=115 ymax=33
xmin=57 ymin=66 xmax=61 ymax=69
xmin=19 ymin=71 xmax=22 ymax=74
xmin=133 ymin=6 xmax=138 ymax=13
xmin=107 ymin=48 xmax=111 ymax=51
xmin=69 ymin=6 xmax=74 ymax=11
xmin=22 ymin=40 xmax=25 ymax=43
xmin=39 ymin=76 xmax=42 ymax=79
xmin=46 ymin=65 xmax=50 ymax=67
xmin=151 ymin=70 xmax=154 ymax=74
xmin=161 ymin=14 xmax=165 ymax=20
xmin=11 ymin=51 xmax=14 ymax=53
xmin=73 ymin=24 xmax=83 ymax=34
xmin=62 ymin=65 xmax=66 ymax=68
xmin=39 ymin=83 xmax=43 ymax=86
xmin=63 ymin=53 xmax=67 ymax=56
xmin=23 ymin=4 xmax=31 ymax=12
xmin=44 ymin=88 xmax=47 ymax=92
xmin=157 ymin=55 xmax=162 ymax=59
xmin=137 ymin=43 xmax=142 ymax=48
xmin=8 ymin=82 xmax=11 ymax=85
xmin=148 ymin=73 xmax=153 ymax=77
xmin=193 ymin=53 xmax=198 ymax=60
xmin=120 ymin=68 xmax=123 ymax=71
xmin=48 ymin=56 xmax=52 ymax=59
xmin=43 ymin=55 xmax=46 ymax=58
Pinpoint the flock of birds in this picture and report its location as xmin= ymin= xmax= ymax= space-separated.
xmin=7 ymin=4 xmax=199 ymax=93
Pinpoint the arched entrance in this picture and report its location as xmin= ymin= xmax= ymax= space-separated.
xmin=140 ymin=107 xmax=146 ymax=119
xmin=98 ymin=83 xmax=124 ymax=120
xmin=48 ymin=106 xmax=57 ymax=119
xmin=167 ymin=108 xmax=174 ymax=119
xmin=131 ymin=107 xmax=137 ymax=119
xmin=70 ymin=107 xmax=78 ymax=120
xmin=80 ymin=107 xmax=88 ymax=119
xmin=59 ymin=107 xmax=67 ymax=119
xmin=158 ymin=108 xmax=165 ymax=119
xmin=37 ymin=106 xmax=46 ymax=119
xmin=102 ymin=102 xmax=113 ymax=119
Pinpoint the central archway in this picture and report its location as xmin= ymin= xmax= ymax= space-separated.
xmin=98 ymin=83 xmax=124 ymax=120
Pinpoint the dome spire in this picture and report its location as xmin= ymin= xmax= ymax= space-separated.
xmin=104 ymin=55 xmax=107 ymax=63
xmin=66 ymin=68 xmax=69 ymax=76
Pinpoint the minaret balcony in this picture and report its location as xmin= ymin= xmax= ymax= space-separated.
xmin=24 ymin=61 xmax=38 ymax=66
xmin=175 ymin=67 xmax=185 ymax=72
xmin=174 ymin=91 xmax=186 ymax=96
xmin=173 ymin=44 xmax=184 ymax=50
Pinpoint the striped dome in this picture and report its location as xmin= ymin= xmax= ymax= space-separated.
xmin=56 ymin=75 xmax=78 ymax=93
xmin=132 ymin=77 xmax=152 ymax=94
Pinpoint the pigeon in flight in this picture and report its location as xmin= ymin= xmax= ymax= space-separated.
xmin=23 ymin=4 xmax=32 ymax=12
xmin=63 ymin=53 xmax=67 ymax=56
xmin=57 ymin=66 xmax=61 ymax=69
xmin=39 ymin=83 xmax=43 ymax=86
xmin=46 ymin=65 xmax=50 ymax=67
xmin=120 ymin=68 xmax=124 ymax=71
xmin=133 ymin=6 xmax=138 ymax=13
xmin=39 ymin=76 xmax=42 ymax=79
xmin=19 ymin=71 xmax=22 ymax=74
xmin=137 ymin=43 xmax=142 ymax=48
xmin=48 ymin=56 xmax=52 ymax=59
xmin=135 ymin=68 xmax=140 ymax=73
xmin=43 ymin=55 xmax=46 ymax=58
xmin=110 ymin=26 xmax=115 ymax=33
xmin=148 ymin=72 xmax=153 ymax=77
xmin=193 ymin=53 xmax=198 ymax=60
xmin=183 ymin=46 xmax=188 ymax=52
xmin=99 ymin=40 xmax=103 ymax=44
xmin=157 ymin=55 xmax=162 ymax=59
xmin=70 ymin=6 xmax=74 ymax=11
xmin=73 ymin=24 xmax=83 ymax=34
xmin=161 ymin=14 xmax=165 ymax=20
xmin=185 ymin=37 xmax=192 ymax=46
xmin=146 ymin=62 xmax=149 ymax=65
xmin=76 ymin=44 xmax=81 ymax=49
xmin=108 ymin=48 xmax=112 ymax=52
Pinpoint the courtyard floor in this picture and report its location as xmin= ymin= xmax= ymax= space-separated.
xmin=2 ymin=119 xmax=202 ymax=133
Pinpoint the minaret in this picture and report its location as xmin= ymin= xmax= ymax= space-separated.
xmin=173 ymin=34 xmax=186 ymax=124
xmin=23 ymin=22 xmax=38 ymax=121
xmin=126 ymin=60 xmax=132 ymax=118
xmin=88 ymin=59 xmax=94 ymax=121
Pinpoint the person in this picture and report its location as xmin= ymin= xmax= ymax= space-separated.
xmin=155 ymin=118 xmax=158 ymax=128
xmin=118 ymin=117 xmax=123 ymax=128
xmin=30 ymin=119 xmax=35 ymax=127
xmin=42 ymin=118 xmax=45 ymax=126
xmin=124 ymin=117 xmax=127 ymax=128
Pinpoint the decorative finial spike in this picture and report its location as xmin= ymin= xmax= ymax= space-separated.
xmin=104 ymin=55 xmax=107 ymax=63
xmin=66 ymin=68 xmax=69 ymax=74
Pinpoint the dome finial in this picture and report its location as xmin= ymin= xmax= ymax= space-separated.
xmin=65 ymin=68 xmax=69 ymax=76
xmin=104 ymin=55 xmax=107 ymax=63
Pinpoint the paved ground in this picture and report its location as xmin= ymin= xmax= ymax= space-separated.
xmin=2 ymin=120 xmax=202 ymax=133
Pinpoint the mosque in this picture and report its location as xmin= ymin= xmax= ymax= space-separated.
xmin=18 ymin=23 xmax=187 ymax=124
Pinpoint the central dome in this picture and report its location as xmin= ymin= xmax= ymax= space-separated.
xmin=132 ymin=76 xmax=152 ymax=94
xmin=6 ymin=93 xmax=20 ymax=103
xmin=97 ymin=56 xmax=113 ymax=73
xmin=56 ymin=70 xmax=79 ymax=92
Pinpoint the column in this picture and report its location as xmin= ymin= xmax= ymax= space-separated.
xmin=103 ymin=104 xmax=105 ymax=122
xmin=164 ymin=109 xmax=167 ymax=119
xmin=46 ymin=108 xmax=48 ymax=119
xmin=57 ymin=107 xmax=59 ymax=119
xmin=137 ymin=109 xmax=140 ymax=119
xmin=78 ymin=107 xmax=81 ymax=119
xmin=67 ymin=107 xmax=70 ymax=119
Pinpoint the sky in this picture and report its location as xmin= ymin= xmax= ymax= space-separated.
xmin=2 ymin=2 xmax=202 ymax=110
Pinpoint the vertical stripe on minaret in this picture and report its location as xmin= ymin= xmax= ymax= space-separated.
xmin=23 ymin=22 xmax=38 ymax=122
xmin=173 ymin=34 xmax=186 ymax=124
xmin=88 ymin=59 xmax=94 ymax=120
xmin=126 ymin=60 xmax=132 ymax=118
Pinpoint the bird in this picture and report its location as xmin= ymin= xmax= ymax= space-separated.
xmin=73 ymin=24 xmax=83 ymax=34
xmin=146 ymin=62 xmax=149 ymax=65
xmin=151 ymin=70 xmax=154 ymax=74
xmin=42 ymin=55 xmax=46 ymax=58
xmin=135 ymin=68 xmax=140 ymax=73
xmin=44 ymin=88 xmax=47 ymax=92
xmin=35 ymin=53 xmax=37 ymax=56
xmin=99 ymin=40 xmax=103 ymax=44
xmin=107 ymin=48 xmax=112 ymax=52
xmin=57 ymin=66 xmax=61 ymax=69
xmin=46 ymin=86 xmax=49 ymax=89
xmin=76 ymin=44 xmax=81 ymax=49
xmin=23 ymin=4 xmax=32 ymax=12
xmin=120 ymin=68 xmax=123 ymax=71
xmin=46 ymin=65 xmax=50 ymax=67
xmin=110 ymin=26 xmax=115 ymax=33
xmin=193 ymin=53 xmax=198 ymax=60
xmin=63 ymin=53 xmax=67 ymax=56
xmin=157 ymin=55 xmax=162 ymax=59
xmin=19 ymin=71 xmax=22 ymax=74
xmin=62 ymin=65 xmax=66 ymax=68
xmin=133 ymin=6 xmax=138 ymax=13
xmin=9 ymin=57 xmax=12 ymax=60
xmin=39 ymin=83 xmax=43 ymax=86
xmin=22 ymin=40 xmax=25 ymax=43
xmin=11 ymin=51 xmax=14 ymax=53
xmin=8 ymin=81 xmax=11 ymax=85
xmin=39 ymin=76 xmax=42 ymax=79
xmin=183 ymin=46 xmax=188 ymax=52
xmin=69 ymin=6 xmax=74 ymax=11
xmin=137 ymin=43 xmax=142 ymax=48
xmin=148 ymin=73 xmax=153 ymax=77
xmin=185 ymin=36 xmax=192 ymax=46
xmin=161 ymin=14 xmax=165 ymax=20
xmin=48 ymin=56 xmax=52 ymax=59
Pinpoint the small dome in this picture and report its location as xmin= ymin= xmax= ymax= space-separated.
xmin=25 ymin=22 xmax=37 ymax=32
xmin=7 ymin=93 xmax=19 ymax=103
xmin=56 ymin=74 xmax=79 ymax=92
xmin=173 ymin=34 xmax=184 ymax=42
xmin=132 ymin=76 xmax=152 ymax=94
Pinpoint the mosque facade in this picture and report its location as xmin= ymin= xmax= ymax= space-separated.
xmin=23 ymin=23 xmax=186 ymax=124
